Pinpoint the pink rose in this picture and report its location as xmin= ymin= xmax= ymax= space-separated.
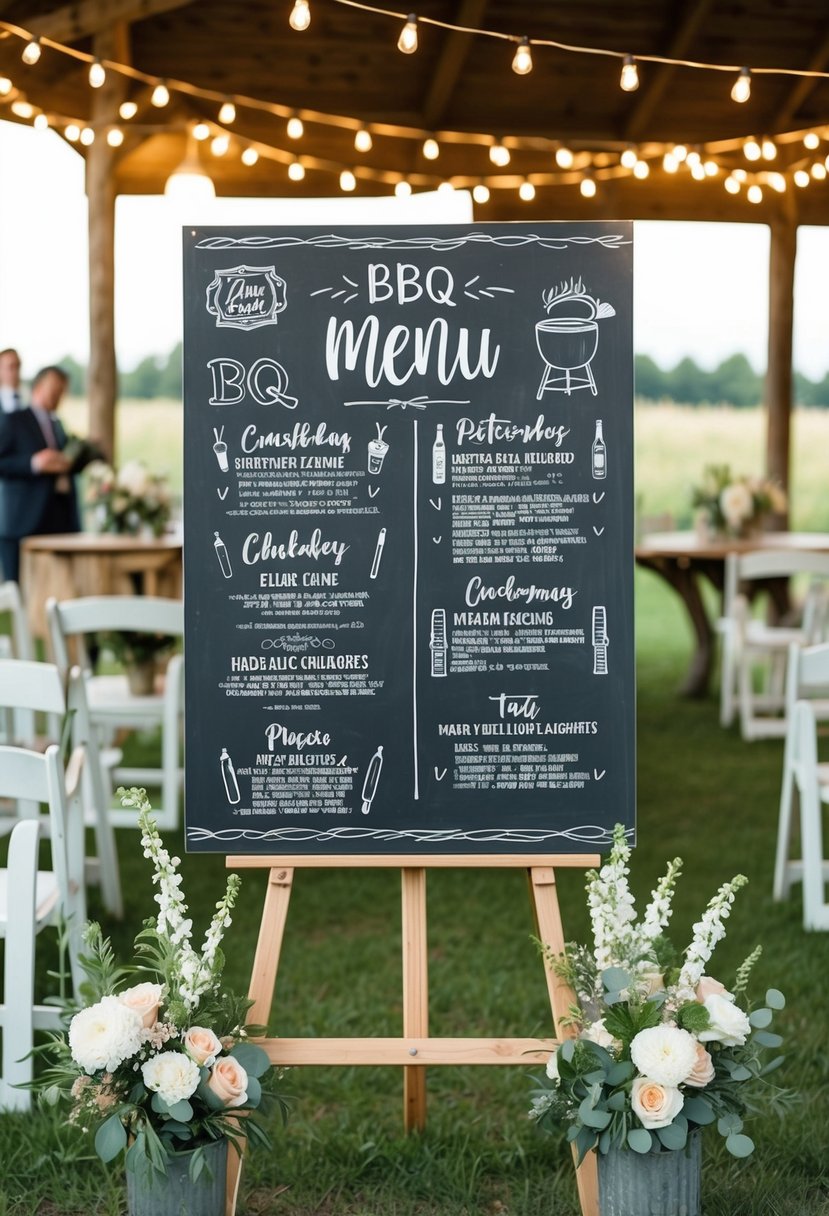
xmin=684 ymin=1043 xmax=715 ymax=1089
xmin=183 ymin=1026 xmax=222 ymax=1067
xmin=631 ymin=1076 xmax=684 ymax=1129
xmin=206 ymin=1056 xmax=248 ymax=1108
xmin=695 ymin=976 xmax=732 ymax=1004
xmin=118 ymin=982 xmax=163 ymax=1029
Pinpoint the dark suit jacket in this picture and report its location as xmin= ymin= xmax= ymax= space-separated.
xmin=0 ymin=408 xmax=80 ymax=539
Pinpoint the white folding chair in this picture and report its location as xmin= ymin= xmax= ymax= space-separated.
xmin=774 ymin=642 xmax=829 ymax=926
xmin=0 ymin=658 xmax=123 ymax=918
xmin=0 ymin=581 xmax=35 ymax=746
xmin=719 ymin=551 xmax=829 ymax=740
xmin=47 ymin=596 xmax=184 ymax=831
xmin=0 ymin=745 xmax=85 ymax=1109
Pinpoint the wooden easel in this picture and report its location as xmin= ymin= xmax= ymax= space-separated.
xmin=225 ymin=853 xmax=601 ymax=1216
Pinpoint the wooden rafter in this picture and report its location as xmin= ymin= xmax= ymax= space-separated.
xmin=771 ymin=24 xmax=829 ymax=130
xmin=28 ymin=0 xmax=194 ymax=45
xmin=623 ymin=0 xmax=716 ymax=141
xmin=421 ymin=0 xmax=489 ymax=132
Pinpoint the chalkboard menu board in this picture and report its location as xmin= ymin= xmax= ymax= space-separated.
xmin=183 ymin=224 xmax=634 ymax=854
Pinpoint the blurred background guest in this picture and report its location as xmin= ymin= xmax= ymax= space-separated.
xmin=0 ymin=347 xmax=24 ymax=413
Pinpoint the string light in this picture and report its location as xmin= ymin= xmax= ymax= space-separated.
xmin=288 ymin=158 xmax=306 ymax=180
xmin=395 ymin=178 xmax=412 ymax=197
xmin=0 ymin=77 xmax=11 ymax=95
xmin=731 ymin=67 xmax=751 ymax=103
xmin=672 ymin=144 xmax=688 ymax=162
xmin=21 ymin=38 xmax=41 ymax=66
xmin=241 ymin=146 xmax=259 ymax=166
xmin=555 ymin=146 xmax=574 ymax=169
xmin=79 ymin=126 xmax=95 ymax=145
xmin=826 ymin=152 xmax=829 ymax=171
xmin=743 ymin=137 xmax=761 ymax=160
xmin=803 ymin=131 xmax=820 ymax=150
xmin=512 ymin=37 xmax=533 ymax=75
xmin=211 ymin=133 xmax=229 ymax=156
xmin=690 ymin=161 xmax=706 ymax=180
xmin=761 ymin=137 xmax=777 ymax=160
xmin=620 ymin=54 xmax=639 ymax=92
xmin=354 ymin=128 xmax=373 ymax=152
xmin=289 ymin=0 xmax=311 ymax=31
xmin=33 ymin=113 xmax=48 ymax=130
xmin=620 ymin=146 xmax=637 ymax=169
xmin=88 ymin=59 xmax=106 ymax=88
xmin=662 ymin=151 xmax=679 ymax=173
xmin=811 ymin=161 xmax=827 ymax=180
xmin=732 ymin=169 xmax=747 ymax=181
xmin=747 ymin=183 xmax=763 ymax=203
xmin=422 ymin=137 xmax=439 ymax=160
xmin=64 ymin=123 xmax=80 ymax=141
xmin=192 ymin=122 xmax=210 ymax=140
xmin=685 ymin=149 xmax=701 ymax=168
xmin=10 ymin=100 xmax=33 ymax=118
xmin=287 ymin=116 xmax=304 ymax=139
xmin=164 ymin=139 xmax=215 ymax=205
xmin=767 ymin=172 xmax=786 ymax=192
xmin=151 ymin=82 xmax=170 ymax=107
xmin=437 ymin=181 xmax=455 ymax=194
xmin=794 ymin=168 xmax=810 ymax=187
xmin=397 ymin=14 xmax=418 ymax=54
xmin=580 ymin=175 xmax=597 ymax=198
xmin=633 ymin=158 xmax=650 ymax=179
xmin=704 ymin=160 xmax=719 ymax=176
xmin=724 ymin=175 xmax=740 ymax=193
xmin=340 ymin=168 xmax=356 ymax=191
xmin=472 ymin=183 xmax=490 ymax=203
xmin=518 ymin=179 xmax=536 ymax=201
xmin=218 ymin=101 xmax=236 ymax=124
xmin=119 ymin=100 xmax=138 ymax=120
xmin=489 ymin=141 xmax=510 ymax=166
xmin=107 ymin=127 xmax=124 ymax=146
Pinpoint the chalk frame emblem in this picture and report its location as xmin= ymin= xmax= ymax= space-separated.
xmin=206 ymin=263 xmax=288 ymax=330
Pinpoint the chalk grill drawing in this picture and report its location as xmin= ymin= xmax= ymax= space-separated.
xmin=195 ymin=233 xmax=631 ymax=253
xmin=361 ymin=745 xmax=384 ymax=814
xmin=430 ymin=609 xmax=448 ymax=677
xmin=219 ymin=748 xmax=241 ymax=805
xmin=593 ymin=606 xmax=609 ymax=675
xmin=213 ymin=531 xmax=233 ymax=579
xmin=205 ymin=264 xmax=287 ymax=330
xmin=367 ymin=423 xmax=389 ymax=474
xmin=212 ymin=426 xmax=229 ymax=472
xmin=535 ymin=278 xmax=616 ymax=399
xmin=187 ymin=824 xmax=629 ymax=845
xmin=369 ymin=528 xmax=386 ymax=579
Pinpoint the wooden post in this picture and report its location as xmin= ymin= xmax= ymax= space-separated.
xmin=765 ymin=194 xmax=798 ymax=528
xmin=401 ymin=867 xmax=429 ymax=1130
xmin=85 ymin=25 xmax=128 ymax=462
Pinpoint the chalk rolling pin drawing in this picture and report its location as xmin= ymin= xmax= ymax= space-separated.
xmin=361 ymin=745 xmax=384 ymax=814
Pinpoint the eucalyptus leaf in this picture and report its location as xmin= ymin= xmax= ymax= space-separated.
xmin=752 ymin=1030 xmax=783 ymax=1049
xmin=245 ymin=1075 xmax=262 ymax=1107
xmin=766 ymin=988 xmax=786 ymax=1010
xmin=726 ymin=1133 xmax=755 ymax=1158
xmin=229 ymin=1041 xmax=271 ymax=1079
xmin=749 ymin=1007 xmax=773 ymax=1028
xmin=94 ymin=1115 xmax=127 ymax=1164
xmin=606 ymin=1061 xmax=634 ymax=1086
xmin=682 ymin=1096 xmax=716 ymax=1125
xmin=574 ymin=1125 xmax=597 ymax=1166
xmin=729 ymin=1065 xmax=753 ymax=1081
xmin=166 ymin=1099 xmax=193 ymax=1122
xmin=718 ymin=1113 xmax=743 ymax=1136
xmin=627 ymin=1128 xmax=652 ymax=1154
xmin=607 ymin=1091 xmax=627 ymax=1111
xmin=578 ymin=1098 xmax=612 ymax=1130
xmin=760 ymin=1055 xmax=786 ymax=1075
xmin=657 ymin=1122 xmax=688 ymax=1151
xmin=561 ymin=1039 xmax=576 ymax=1064
xmin=602 ymin=967 xmax=630 ymax=992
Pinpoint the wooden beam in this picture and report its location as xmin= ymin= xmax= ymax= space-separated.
xmin=624 ymin=0 xmax=716 ymax=140
xmin=421 ymin=0 xmax=489 ymax=131
xmin=29 ymin=0 xmax=193 ymax=44
xmin=765 ymin=191 xmax=798 ymax=523
xmin=771 ymin=24 xmax=829 ymax=131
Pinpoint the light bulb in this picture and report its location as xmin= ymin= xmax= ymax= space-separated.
xmin=88 ymin=59 xmax=106 ymax=88
xmin=825 ymin=152 xmax=829 ymax=171
xmin=437 ymin=181 xmax=455 ymax=195
xmin=724 ymin=176 xmax=740 ymax=194
xmin=289 ymin=0 xmax=311 ymax=31
xmin=731 ymin=67 xmax=751 ymax=103
xmin=164 ymin=146 xmax=215 ymax=207
xmin=768 ymin=172 xmax=786 ymax=193
xmin=794 ymin=169 xmax=810 ymax=187
xmin=690 ymin=162 xmax=706 ymax=181
xmin=218 ymin=101 xmax=236 ymax=125
xmin=512 ymin=37 xmax=532 ymax=75
xmin=803 ymin=132 xmax=820 ymax=150
xmin=704 ymin=160 xmax=718 ymax=176
xmin=0 ymin=77 xmax=11 ymax=95
xmin=422 ymin=137 xmax=439 ymax=160
xmin=519 ymin=179 xmax=535 ymax=201
xmin=662 ymin=152 xmax=678 ymax=173
xmin=33 ymin=113 xmax=48 ymax=131
xmin=743 ymin=137 xmax=761 ymax=160
xmin=733 ymin=169 xmax=747 ymax=182
xmin=106 ymin=127 xmax=124 ymax=146
xmin=685 ymin=150 xmax=701 ymax=168
xmin=811 ymin=161 xmax=827 ymax=180
xmin=761 ymin=138 xmax=777 ymax=160
xmin=11 ymin=100 xmax=33 ymax=118
xmin=288 ymin=159 xmax=305 ymax=181
xmin=747 ymin=184 xmax=763 ymax=204
xmin=64 ymin=123 xmax=80 ymax=142
xmin=555 ymin=146 xmax=574 ymax=169
xmin=241 ymin=146 xmax=259 ymax=166
xmin=633 ymin=159 xmax=650 ymax=179
xmin=354 ymin=128 xmax=372 ymax=153
xmin=211 ymin=134 xmax=229 ymax=156
xmin=395 ymin=178 xmax=412 ymax=197
xmin=151 ymin=82 xmax=170 ymax=107
xmin=398 ymin=14 xmax=418 ymax=54
xmin=580 ymin=176 xmax=597 ymax=198
xmin=489 ymin=141 xmax=510 ymax=166
xmin=340 ymin=169 xmax=356 ymax=192
xmin=192 ymin=122 xmax=210 ymax=141
xmin=79 ymin=126 xmax=95 ymax=145
xmin=472 ymin=183 xmax=490 ymax=204
xmin=620 ymin=146 xmax=637 ymax=169
xmin=119 ymin=100 xmax=138 ymax=120
xmin=287 ymin=116 xmax=304 ymax=140
xmin=620 ymin=54 xmax=639 ymax=92
xmin=22 ymin=38 xmax=41 ymax=66
xmin=672 ymin=144 xmax=688 ymax=162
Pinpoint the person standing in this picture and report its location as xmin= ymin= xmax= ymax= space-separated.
xmin=0 ymin=365 xmax=83 ymax=583
xmin=0 ymin=348 xmax=24 ymax=413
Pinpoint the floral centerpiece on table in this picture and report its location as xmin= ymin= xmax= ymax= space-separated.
xmin=35 ymin=788 xmax=284 ymax=1183
xmin=691 ymin=464 xmax=786 ymax=539
xmin=530 ymin=826 xmax=787 ymax=1165
xmin=85 ymin=460 xmax=172 ymax=538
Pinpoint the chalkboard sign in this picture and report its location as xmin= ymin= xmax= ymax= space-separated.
xmin=183 ymin=224 xmax=634 ymax=854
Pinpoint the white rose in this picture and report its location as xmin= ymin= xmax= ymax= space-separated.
xmin=69 ymin=996 xmax=144 ymax=1074
xmin=117 ymin=460 xmax=150 ymax=497
xmin=698 ymin=994 xmax=751 ymax=1047
xmin=545 ymin=1052 xmax=559 ymax=1082
xmin=631 ymin=1076 xmax=684 ymax=1129
xmin=142 ymin=1051 xmax=201 ymax=1106
xmin=720 ymin=483 xmax=753 ymax=529
xmin=630 ymin=1025 xmax=698 ymax=1087
xmin=580 ymin=1019 xmax=618 ymax=1051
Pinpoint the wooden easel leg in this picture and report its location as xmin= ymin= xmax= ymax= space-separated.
xmin=530 ymin=866 xmax=599 ymax=1216
xmin=226 ymin=866 xmax=295 ymax=1216
xmin=401 ymin=867 xmax=428 ymax=1131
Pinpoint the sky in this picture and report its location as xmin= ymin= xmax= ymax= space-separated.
xmin=0 ymin=118 xmax=828 ymax=379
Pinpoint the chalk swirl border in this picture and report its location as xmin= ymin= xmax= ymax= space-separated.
xmin=186 ymin=823 xmax=627 ymax=846
xmin=194 ymin=232 xmax=631 ymax=253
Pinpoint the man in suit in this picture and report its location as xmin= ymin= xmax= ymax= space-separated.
xmin=0 ymin=348 xmax=24 ymax=413
xmin=0 ymin=365 xmax=80 ymax=583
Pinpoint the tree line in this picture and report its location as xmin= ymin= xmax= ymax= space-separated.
xmin=57 ymin=344 xmax=829 ymax=408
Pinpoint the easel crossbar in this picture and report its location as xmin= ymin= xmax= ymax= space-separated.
xmin=259 ymin=1036 xmax=557 ymax=1066
xmin=227 ymin=853 xmax=602 ymax=869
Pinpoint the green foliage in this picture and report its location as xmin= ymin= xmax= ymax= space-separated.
xmin=676 ymin=1001 xmax=711 ymax=1034
xmin=602 ymin=997 xmax=661 ymax=1048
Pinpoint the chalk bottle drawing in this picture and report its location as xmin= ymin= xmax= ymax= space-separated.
xmin=220 ymin=747 xmax=241 ymax=804
xmin=432 ymin=424 xmax=446 ymax=485
xmin=591 ymin=419 xmax=607 ymax=480
xmin=214 ymin=531 xmax=233 ymax=578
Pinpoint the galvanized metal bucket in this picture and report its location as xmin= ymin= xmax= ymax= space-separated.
xmin=126 ymin=1138 xmax=227 ymax=1216
xmin=598 ymin=1131 xmax=701 ymax=1216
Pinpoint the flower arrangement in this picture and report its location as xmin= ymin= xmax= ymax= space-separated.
xmin=85 ymin=460 xmax=172 ymax=537
xmin=691 ymin=464 xmax=786 ymax=539
xmin=530 ymin=826 xmax=787 ymax=1164
xmin=35 ymin=788 xmax=284 ymax=1182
